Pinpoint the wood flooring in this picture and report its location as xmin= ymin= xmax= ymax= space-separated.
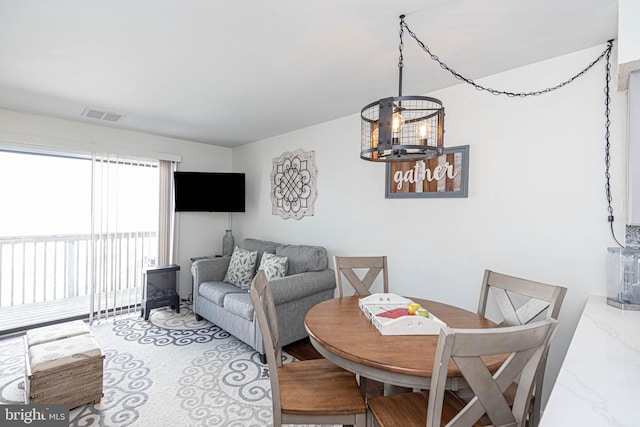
xmin=282 ymin=337 xmax=323 ymax=360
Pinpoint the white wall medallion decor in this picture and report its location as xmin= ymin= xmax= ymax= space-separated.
xmin=270 ymin=149 xmax=318 ymax=219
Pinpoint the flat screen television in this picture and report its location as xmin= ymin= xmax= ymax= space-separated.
xmin=174 ymin=171 xmax=245 ymax=212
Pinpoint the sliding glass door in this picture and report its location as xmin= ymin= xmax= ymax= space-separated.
xmin=0 ymin=149 xmax=160 ymax=330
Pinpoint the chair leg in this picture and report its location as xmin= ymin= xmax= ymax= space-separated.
xmin=357 ymin=374 xmax=367 ymax=396
xmin=367 ymin=409 xmax=379 ymax=427
xmin=529 ymin=354 xmax=547 ymax=427
xmin=529 ymin=390 xmax=541 ymax=427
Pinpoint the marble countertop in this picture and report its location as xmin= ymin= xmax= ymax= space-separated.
xmin=540 ymin=295 xmax=640 ymax=427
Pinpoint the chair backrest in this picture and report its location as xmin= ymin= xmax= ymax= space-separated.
xmin=477 ymin=270 xmax=566 ymax=427
xmin=334 ymin=256 xmax=389 ymax=297
xmin=427 ymin=319 xmax=558 ymax=427
xmin=248 ymin=271 xmax=283 ymax=422
xmin=477 ymin=270 xmax=567 ymax=326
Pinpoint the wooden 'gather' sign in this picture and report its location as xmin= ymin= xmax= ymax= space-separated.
xmin=385 ymin=145 xmax=469 ymax=198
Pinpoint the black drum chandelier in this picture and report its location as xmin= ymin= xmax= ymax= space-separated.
xmin=360 ymin=15 xmax=444 ymax=162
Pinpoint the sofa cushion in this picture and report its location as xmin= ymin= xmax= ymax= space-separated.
xmin=276 ymin=245 xmax=328 ymax=275
xmin=258 ymin=252 xmax=288 ymax=280
xmin=223 ymin=293 xmax=255 ymax=321
xmin=224 ymin=246 xmax=258 ymax=289
xmin=199 ymin=281 xmax=242 ymax=306
xmin=240 ymin=238 xmax=279 ymax=268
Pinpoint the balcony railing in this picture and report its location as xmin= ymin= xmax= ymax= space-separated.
xmin=0 ymin=232 xmax=156 ymax=333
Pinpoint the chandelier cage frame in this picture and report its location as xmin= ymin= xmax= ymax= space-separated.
xmin=360 ymin=95 xmax=445 ymax=162
xmin=360 ymin=15 xmax=445 ymax=162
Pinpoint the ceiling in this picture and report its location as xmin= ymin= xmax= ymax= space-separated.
xmin=0 ymin=0 xmax=618 ymax=148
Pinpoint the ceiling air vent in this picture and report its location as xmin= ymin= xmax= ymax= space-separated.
xmin=81 ymin=108 xmax=125 ymax=122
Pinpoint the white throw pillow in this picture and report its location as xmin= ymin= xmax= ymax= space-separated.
xmin=223 ymin=247 xmax=258 ymax=290
xmin=258 ymin=252 xmax=288 ymax=281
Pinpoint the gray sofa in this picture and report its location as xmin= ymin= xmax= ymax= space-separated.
xmin=191 ymin=238 xmax=336 ymax=356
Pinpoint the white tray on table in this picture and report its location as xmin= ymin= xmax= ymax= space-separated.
xmin=359 ymin=293 xmax=447 ymax=335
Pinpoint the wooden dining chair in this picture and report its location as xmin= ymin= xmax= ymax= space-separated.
xmin=477 ymin=270 xmax=567 ymax=328
xmin=367 ymin=319 xmax=558 ymax=427
xmin=476 ymin=269 xmax=567 ymax=427
xmin=334 ymin=255 xmax=389 ymax=297
xmin=248 ymin=271 xmax=367 ymax=427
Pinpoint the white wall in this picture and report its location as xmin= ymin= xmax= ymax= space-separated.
xmin=0 ymin=109 xmax=233 ymax=295
xmin=232 ymin=44 xmax=627 ymax=409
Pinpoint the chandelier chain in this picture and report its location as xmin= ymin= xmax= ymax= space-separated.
xmin=401 ymin=20 xmax=614 ymax=98
xmin=399 ymin=16 xmax=621 ymax=245
xmin=398 ymin=15 xmax=405 ymax=69
xmin=398 ymin=15 xmax=405 ymax=96
xmin=603 ymin=41 xmax=624 ymax=247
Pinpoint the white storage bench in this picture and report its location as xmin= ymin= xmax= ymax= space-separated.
xmin=24 ymin=320 xmax=104 ymax=408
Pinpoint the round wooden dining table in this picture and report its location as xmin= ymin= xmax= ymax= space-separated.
xmin=304 ymin=295 xmax=505 ymax=390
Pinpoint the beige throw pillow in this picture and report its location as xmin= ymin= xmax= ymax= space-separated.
xmin=258 ymin=252 xmax=288 ymax=281
xmin=223 ymin=246 xmax=258 ymax=290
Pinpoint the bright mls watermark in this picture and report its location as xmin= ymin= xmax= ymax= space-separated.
xmin=1 ymin=405 xmax=68 ymax=427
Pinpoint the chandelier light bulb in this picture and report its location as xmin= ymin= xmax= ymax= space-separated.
xmin=391 ymin=112 xmax=404 ymax=132
xmin=391 ymin=111 xmax=405 ymax=144
xmin=418 ymin=122 xmax=431 ymax=144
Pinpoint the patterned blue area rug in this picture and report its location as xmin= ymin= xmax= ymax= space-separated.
xmin=0 ymin=304 xmax=322 ymax=427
